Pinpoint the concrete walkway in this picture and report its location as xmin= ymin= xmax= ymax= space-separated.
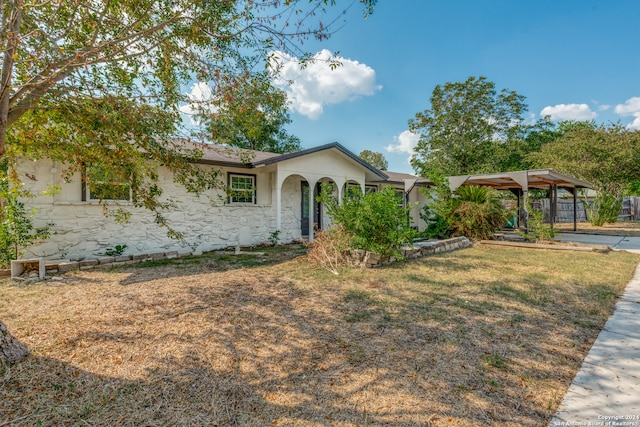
xmin=549 ymin=263 xmax=640 ymax=426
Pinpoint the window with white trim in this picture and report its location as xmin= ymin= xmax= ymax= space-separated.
xmin=82 ymin=165 xmax=132 ymax=201
xmin=228 ymin=173 xmax=256 ymax=204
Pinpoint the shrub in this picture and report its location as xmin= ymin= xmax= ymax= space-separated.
xmin=0 ymin=161 xmax=53 ymax=268
xmin=584 ymin=192 xmax=622 ymax=226
xmin=521 ymin=202 xmax=556 ymax=242
xmin=318 ymin=185 xmax=416 ymax=258
xmin=305 ymin=224 xmax=355 ymax=275
xmin=421 ymin=181 xmax=510 ymax=241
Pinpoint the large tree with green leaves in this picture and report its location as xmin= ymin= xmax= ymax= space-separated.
xmin=529 ymin=121 xmax=640 ymax=225
xmin=409 ymin=76 xmax=528 ymax=177
xmin=0 ymin=0 xmax=377 ymax=362
xmin=358 ymin=149 xmax=388 ymax=170
xmin=200 ymin=72 xmax=301 ymax=153
xmin=0 ymin=0 xmax=377 ymax=239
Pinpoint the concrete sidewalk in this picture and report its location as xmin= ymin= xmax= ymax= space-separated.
xmin=549 ymin=264 xmax=640 ymax=426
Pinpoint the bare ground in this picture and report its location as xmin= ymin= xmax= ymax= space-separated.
xmin=1 ymin=244 xmax=638 ymax=426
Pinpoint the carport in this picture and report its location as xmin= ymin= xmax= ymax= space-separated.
xmin=447 ymin=169 xmax=592 ymax=231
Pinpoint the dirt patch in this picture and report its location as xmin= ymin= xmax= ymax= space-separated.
xmin=1 ymin=245 xmax=638 ymax=426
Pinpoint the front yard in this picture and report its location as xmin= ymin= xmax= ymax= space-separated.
xmin=1 ymin=244 xmax=638 ymax=426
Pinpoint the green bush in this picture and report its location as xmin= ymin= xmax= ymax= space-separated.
xmin=318 ymin=185 xmax=416 ymax=257
xmin=0 ymin=161 xmax=52 ymax=268
xmin=519 ymin=200 xmax=556 ymax=242
xmin=421 ymin=182 xmax=510 ymax=241
xmin=584 ymin=192 xmax=622 ymax=226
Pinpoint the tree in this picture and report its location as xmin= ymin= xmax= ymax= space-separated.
xmin=499 ymin=117 xmax=562 ymax=171
xmin=201 ymin=72 xmax=301 ymax=154
xmin=359 ymin=149 xmax=388 ymax=170
xmin=0 ymin=0 xmax=377 ymax=363
xmin=409 ymin=76 xmax=528 ymax=177
xmin=1 ymin=0 xmax=378 ymax=203
xmin=528 ymin=122 xmax=640 ymax=225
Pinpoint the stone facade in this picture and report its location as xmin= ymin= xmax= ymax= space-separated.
xmin=19 ymin=159 xmax=297 ymax=261
xmin=15 ymin=144 xmax=425 ymax=262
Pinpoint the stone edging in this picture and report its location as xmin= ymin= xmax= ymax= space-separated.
xmin=3 ymin=237 xmax=474 ymax=280
xmin=349 ymin=236 xmax=473 ymax=268
xmin=478 ymin=239 xmax=610 ymax=252
xmin=4 ymin=251 xmax=185 ymax=282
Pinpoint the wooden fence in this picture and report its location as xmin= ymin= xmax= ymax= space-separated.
xmin=530 ymin=196 xmax=640 ymax=223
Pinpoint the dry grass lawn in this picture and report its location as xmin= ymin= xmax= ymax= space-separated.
xmin=1 ymin=244 xmax=638 ymax=426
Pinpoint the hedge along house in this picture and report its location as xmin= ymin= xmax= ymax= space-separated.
xmin=16 ymin=141 xmax=416 ymax=261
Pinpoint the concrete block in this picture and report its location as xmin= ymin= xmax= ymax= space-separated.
xmin=58 ymin=261 xmax=80 ymax=272
xmin=11 ymin=258 xmax=45 ymax=279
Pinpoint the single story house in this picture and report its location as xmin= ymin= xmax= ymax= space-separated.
xmin=18 ymin=141 xmax=432 ymax=261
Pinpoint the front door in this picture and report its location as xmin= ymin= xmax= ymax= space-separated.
xmin=301 ymin=182 xmax=321 ymax=236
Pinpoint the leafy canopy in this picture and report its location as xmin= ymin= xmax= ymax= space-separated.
xmin=0 ymin=0 xmax=377 ymax=235
xmin=358 ymin=150 xmax=388 ymax=170
xmin=528 ymin=121 xmax=640 ymax=225
xmin=200 ymin=72 xmax=301 ymax=154
xmin=409 ymin=76 xmax=528 ymax=177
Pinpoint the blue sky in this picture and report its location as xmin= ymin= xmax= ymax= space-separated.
xmin=262 ymin=0 xmax=640 ymax=174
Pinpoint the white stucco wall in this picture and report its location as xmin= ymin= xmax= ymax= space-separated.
xmin=14 ymin=148 xmax=418 ymax=261
xmin=408 ymin=186 xmax=431 ymax=230
xmin=17 ymin=159 xmax=300 ymax=261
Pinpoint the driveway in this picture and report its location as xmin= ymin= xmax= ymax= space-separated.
xmin=554 ymin=232 xmax=640 ymax=252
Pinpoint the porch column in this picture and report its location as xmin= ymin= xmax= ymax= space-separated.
xmin=549 ymin=184 xmax=557 ymax=228
xmin=307 ymin=179 xmax=318 ymax=243
xmin=275 ymin=174 xmax=282 ymax=232
xmin=507 ymin=172 xmax=529 ymax=231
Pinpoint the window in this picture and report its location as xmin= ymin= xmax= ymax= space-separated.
xmin=82 ymin=165 xmax=131 ymax=201
xmin=365 ymin=185 xmax=378 ymax=194
xmin=395 ymin=189 xmax=406 ymax=207
xmin=228 ymin=173 xmax=256 ymax=204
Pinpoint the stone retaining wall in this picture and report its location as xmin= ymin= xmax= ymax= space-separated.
xmin=7 ymin=237 xmax=474 ymax=281
xmin=349 ymin=236 xmax=473 ymax=268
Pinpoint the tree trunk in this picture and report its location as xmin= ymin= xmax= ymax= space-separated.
xmin=0 ymin=319 xmax=29 ymax=363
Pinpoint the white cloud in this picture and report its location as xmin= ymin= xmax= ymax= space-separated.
xmin=540 ymin=103 xmax=597 ymax=121
xmin=591 ymin=99 xmax=611 ymax=111
xmin=270 ymin=49 xmax=381 ymax=119
xmin=614 ymin=97 xmax=640 ymax=130
xmin=385 ymin=130 xmax=420 ymax=155
xmin=180 ymin=81 xmax=216 ymax=119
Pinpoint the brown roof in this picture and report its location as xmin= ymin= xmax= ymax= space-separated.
xmin=176 ymin=140 xmax=282 ymax=167
xmin=175 ymin=140 xmax=388 ymax=180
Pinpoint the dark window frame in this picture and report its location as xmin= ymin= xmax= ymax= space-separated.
xmin=82 ymin=165 xmax=132 ymax=202
xmin=227 ymin=172 xmax=257 ymax=204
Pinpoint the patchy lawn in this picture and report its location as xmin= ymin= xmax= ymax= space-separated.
xmin=1 ymin=244 xmax=638 ymax=426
